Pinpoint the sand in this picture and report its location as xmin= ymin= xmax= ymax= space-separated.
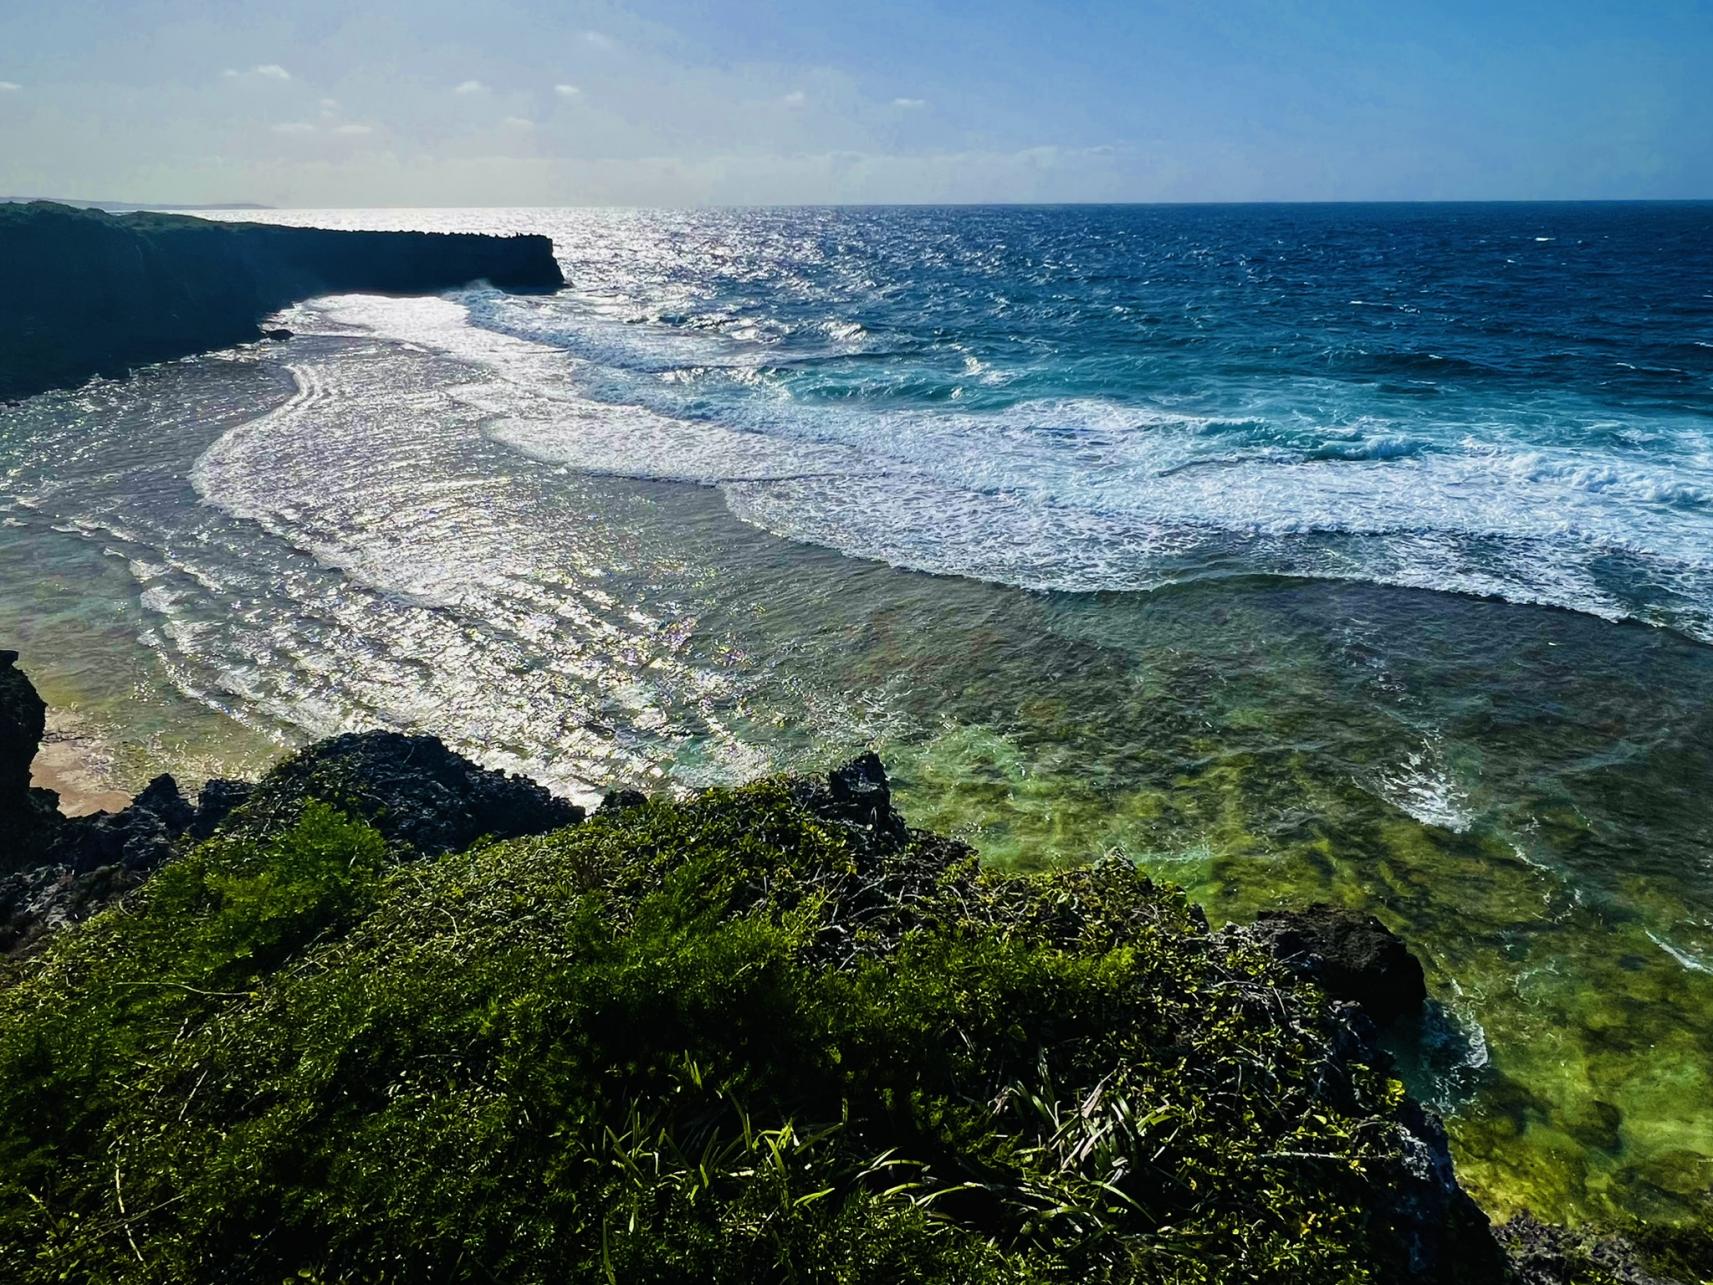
xmin=30 ymin=717 xmax=132 ymax=816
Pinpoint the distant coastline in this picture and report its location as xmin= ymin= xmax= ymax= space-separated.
xmin=0 ymin=197 xmax=273 ymax=211
xmin=0 ymin=201 xmax=563 ymax=401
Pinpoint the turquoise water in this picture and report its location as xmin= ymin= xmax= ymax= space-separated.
xmin=252 ymin=203 xmax=1713 ymax=633
xmin=2 ymin=204 xmax=1712 ymax=1225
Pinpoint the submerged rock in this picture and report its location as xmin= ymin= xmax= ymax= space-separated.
xmin=1252 ymin=902 xmax=1429 ymax=1023
xmin=1498 ymin=1214 xmax=1675 ymax=1285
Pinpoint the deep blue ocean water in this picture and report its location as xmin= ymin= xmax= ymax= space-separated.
xmin=449 ymin=202 xmax=1713 ymax=636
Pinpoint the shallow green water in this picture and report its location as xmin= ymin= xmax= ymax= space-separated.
xmin=657 ymin=521 xmax=1713 ymax=1226
xmin=3 ymin=336 xmax=1710 ymax=1230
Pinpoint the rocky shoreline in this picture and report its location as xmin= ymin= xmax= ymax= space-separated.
xmin=1 ymin=650 xmax=579 ymax=955
xmin=0 ymin=202 xmax=564 ymax=401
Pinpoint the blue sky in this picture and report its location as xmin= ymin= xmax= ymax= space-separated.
xmin=1 ymin=0 xmax=1709 ymax=205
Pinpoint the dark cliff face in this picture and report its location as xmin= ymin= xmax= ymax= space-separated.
xmin=0 ymin=202 xmax=565 ymax=401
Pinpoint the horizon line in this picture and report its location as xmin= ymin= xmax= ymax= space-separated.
xmin=11 ymin=196 xmax=1713 ymax=212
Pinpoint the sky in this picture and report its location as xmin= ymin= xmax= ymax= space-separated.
xmin=1 ymin=0 xmax=1709 ymax=206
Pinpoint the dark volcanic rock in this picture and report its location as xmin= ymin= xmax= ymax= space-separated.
xmin=261 ymin=327 xmax=293 ymax=342
xmin=0 ymin=862 xmax=141 ymax=958
xmin=131 ymin=773 xmax=195 ymax=834
xmin=0 ymin=202 xmax=566 ymax=401
xmin=814 ymin=751 xmax=909 ymax=850
xmin=1253 ymin=902 xmax=1428 ymax=1023
xmin=188 ymin=777 xmax=253 ymax=840
xmin=3 ymin=652 xmax=583 ymax=955
xmin=0 ymin=662 xmax=206 ymax=951
xmin=1373 ymin=1097 xmax=1506 ymax=1281
xmin=239 ymin=731 xmax=582 ymax=855
xmin=0 ymin=650 xmax=43 ymax=800
xmin=44 ymin=774 xmax=196 ymax=874
xmin=0 ymin=650 xmax=63 ymax=863
xmin=598 ymin=788 xmax=649 ymax=815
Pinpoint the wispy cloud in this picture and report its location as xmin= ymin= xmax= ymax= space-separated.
xmin=333 ymin=123 xmax=374 ymax=136
xmin=0 ymin=81 xmax=20 ymax=93
xmin=271 ymin=121 xmax=316 ymax=135
xmin=554 ymin=83 xmax=582 ymax=98
xmin=454 ymin=80 xmax=487 ymax=95
xmin=892 ymin=97 xmax=926 ymax=109
xmin=781 ymin=90 xmax=807 ymax=107
xmin=582 ymin=30 xmax=614 ymax=50
xmin=319 ymin=97 xmax=339 ymax=116
xmin=224 ymin=64 xmax=292 ymax=82
xmin=502 ymin=116 xmax=534 ymax=129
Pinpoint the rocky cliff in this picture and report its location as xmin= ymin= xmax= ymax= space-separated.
xmin=0 ymin=202 xmax=564 ymax=401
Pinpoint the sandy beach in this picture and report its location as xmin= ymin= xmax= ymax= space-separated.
xmin=28 ymin=713 xmax=132 ymax=815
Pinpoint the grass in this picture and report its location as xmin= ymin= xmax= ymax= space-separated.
xmin=0 ymin=775 xmax=1505 ymax=1282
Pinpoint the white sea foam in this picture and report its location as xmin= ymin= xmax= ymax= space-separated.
xmin=1648 ymin=930 xmax=1713 ymax=975
xmin=256 ymin=292 xmax=1713 ymax=642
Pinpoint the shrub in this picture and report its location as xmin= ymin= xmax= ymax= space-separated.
xmin=0 ymin=780 xmax=1490 ymax=1282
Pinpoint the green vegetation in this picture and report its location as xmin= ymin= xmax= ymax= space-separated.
xmin=0 ymin=774 xmax=1495 ymax=1282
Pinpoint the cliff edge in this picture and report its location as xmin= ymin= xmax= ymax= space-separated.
xmin=0 ymin=202 xmax=564 ymax=401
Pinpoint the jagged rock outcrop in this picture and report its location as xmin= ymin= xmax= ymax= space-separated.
xmin=234 ymin=730 xmax=582 ymax=856
xmin=0 ymin=202 xmax=565 ymax=401
xmin=1252 ymin=901 xmax=1429 ymax=1023
xmin=1 ymin=654 xmax=582 ymax=955
xmin=187 ymin=777 xmax=252 ymax=840
xmin=796 ymin=749 xmax=911 ymax=852
xmin=598 ymin=788 xmax=649 ymax=814
xmin=0 ymin=652 xmax=60 ymax=854
xmin=0 ymin=652 xmax=44 ymax=800
xmin=0 ymin=692 xmax=240 ymax=950
xmin=40 ymin=774 xmax=206 ymax=873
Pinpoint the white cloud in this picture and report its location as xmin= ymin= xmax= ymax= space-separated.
xmin=781 ymin=90 xmax=806 ymax=107
xmin=271 ymin=122 xmax=316 ymax=135
xmin=502 ymin=116 xmax=534 ymax=129
xmin=333 ymin=123 xmax=374 ymax=136
xmin=582 ymin=30 xmax=614 ymax=50
xmin=892 ymin=97 xmax=926 ymax=109
xmin=0 ymin=82 xmax=20 ymax=93
xmin=319 ymin=97 xmax=339 ymax=115
xmin=554 ymin=84 xmax=581 ymax=98
xmin=224 ymin=64 xmax=292 ymax=83
xmin=454 ymin=80 xmax=487 ymax=95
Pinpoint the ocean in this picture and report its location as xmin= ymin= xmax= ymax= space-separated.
xmin=2 ymin=202 xmax=1712 ymax=1224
